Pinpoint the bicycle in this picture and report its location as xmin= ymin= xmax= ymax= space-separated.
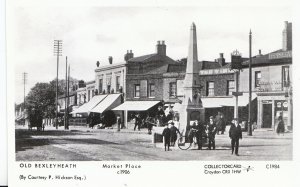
xmin=177 ymin=129 xmax=208 ymax=150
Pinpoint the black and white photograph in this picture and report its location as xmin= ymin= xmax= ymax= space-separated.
xmin=5 ymin=0 xmax=300 ymax=186
xmin=11 ymin=4 xmax=294 ymax=162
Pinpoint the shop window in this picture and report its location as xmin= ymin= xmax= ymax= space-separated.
xmin=227 ymin=80 xmax=235 ymax=95
xmin=169 ymin=82 xmax=177 ymax=97
xmin=206 ymin=81 xmax=215 ymax=96
xmin=134 ymin=84 xmax=140 ymax=98
xmin=255 ymin=71 xmax=261 ymax=88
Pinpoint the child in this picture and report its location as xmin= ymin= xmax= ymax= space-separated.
xmin=170 ymin=121 xmax=180 ymax=146
xmin=162 ymin=125 xmax=171 ymax=151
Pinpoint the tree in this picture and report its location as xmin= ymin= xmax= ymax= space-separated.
xmin=25 ymin=83 xmax=56 ymax=127
xmin=25 ymin=77 xmax=79 ymax=127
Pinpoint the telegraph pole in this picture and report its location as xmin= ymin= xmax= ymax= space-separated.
xmin=248 ymin=30 xmax=253 ymax=136
xmin=67 ymin=64 xmax=70 ymax=129
xmin=54 ymin=40 xmax=62 ymax=129
xmin=23 ymin=72 xmax=27 ymax=126
xmin=64 ymin=56 xmax=68 ymax=130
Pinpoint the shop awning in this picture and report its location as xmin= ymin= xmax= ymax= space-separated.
xmin=201 ymin=97 xmax=232 ymax=108
xmin=231 ymin=93 xmax=257 ymax=107
xmin=201 ymin=93 xmax=257 ymax=108
xmin=90 ymin=94 xmax=122 ymax=113
xmin=112 ymin=101 xmax=161 ymax=111
xmin=70 ymin=95 xmax=107 ymax=114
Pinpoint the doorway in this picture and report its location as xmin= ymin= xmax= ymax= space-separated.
xmin=262 ymin=104 xmax=272 ymax=128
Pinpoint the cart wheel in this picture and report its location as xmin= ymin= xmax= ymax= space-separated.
xmin=178 ymin=136 xmax=192 ymax=150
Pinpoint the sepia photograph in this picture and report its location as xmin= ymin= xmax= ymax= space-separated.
xmin=11 ymin=5 xmax=293 ymax=162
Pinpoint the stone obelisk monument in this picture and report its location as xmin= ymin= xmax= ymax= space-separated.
xmin=179 ymin=23 xmax=204 ymax=132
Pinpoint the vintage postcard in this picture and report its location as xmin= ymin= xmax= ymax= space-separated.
xmin=6 ymin=0 xmax=300 ymax=186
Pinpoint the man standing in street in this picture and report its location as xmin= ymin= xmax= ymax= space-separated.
xmin=162 ymin=124 xmax=171 ymax=151
xmin=207 ymin=116 xmax=217 ymax=150
xmin=229 ymin=118 xmax=242 ymax=156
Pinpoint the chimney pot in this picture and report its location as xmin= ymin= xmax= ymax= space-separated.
xmin=259 ymin=49 xmax=262 ymax=55
xmin=130 ymin=50 xmax=132 ymax=53
xmin=219 ymin=53 xmax=224 ymax=58
xmin=96 ymin=61 xmax=100 ymax=67
xmin=156 ymin=40 xmax=166 ymax=56
xmin=108 ymin=56 xmax=113 ymax=64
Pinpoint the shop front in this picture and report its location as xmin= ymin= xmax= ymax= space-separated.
xmin=257 ymin=92 xmax=292 ymax=130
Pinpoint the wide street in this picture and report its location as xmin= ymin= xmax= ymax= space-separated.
xmin=15 ymin=125 xmax=292 ymax=161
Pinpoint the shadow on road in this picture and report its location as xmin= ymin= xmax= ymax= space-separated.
xmin=15 ymin=129 xmax=118 ymax=153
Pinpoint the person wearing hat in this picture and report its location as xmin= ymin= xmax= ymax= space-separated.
xmin=162 ymin=124 xmax=171 ymax=151
xmin=229 ymin=118 xmax=242 ymax=156
xmin=170 ymin=121 xmax=180 ymax=146
xmin=189 ymin=120 xmax=204 ymax=150
xmin=207 ymin=116 xmax=217 ymax=150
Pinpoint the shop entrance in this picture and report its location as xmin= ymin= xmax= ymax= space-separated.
xmin=262 ymin=104 xmax=272 ymax=128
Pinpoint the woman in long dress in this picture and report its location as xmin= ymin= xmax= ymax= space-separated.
xmin=276 ymin=116 xmax=285 ymax=136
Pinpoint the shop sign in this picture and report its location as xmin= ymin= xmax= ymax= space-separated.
xmin=262 ymin=100 xmax=272 ymax=104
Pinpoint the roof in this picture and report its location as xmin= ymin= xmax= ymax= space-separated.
xmin=242 ymin=49 xmax=292 ymax=66
xmin=128 ymin=53 xmax=177 ymax=64
xmin=167 ymin=64 xmax=186 ymax=72
xmin=199 ymin=61 xmax=228 ymax=70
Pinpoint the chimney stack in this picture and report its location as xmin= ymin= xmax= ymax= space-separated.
xmin=156 ymin=40 xmax=166 ymax=56
xmin=258 ymin=49 xmax=262 ymax=56
xmin=108 ymin=56 xmax=113 ymax=64
xmin=282 ymin=21 xmax=292 ymax=51
xmin=124 ymin=50 xmax=134 ymax=61
xmin=217 ymin=53 xmax=225 ymax=66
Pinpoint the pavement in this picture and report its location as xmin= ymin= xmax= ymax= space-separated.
xmin=15 ymin=124 xmax=293 ymax=161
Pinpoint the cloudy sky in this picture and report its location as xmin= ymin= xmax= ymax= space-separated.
xmin=10 ymin=2 xmax=292 ymax=104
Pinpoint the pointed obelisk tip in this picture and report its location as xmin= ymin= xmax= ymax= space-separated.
xmin=249 ymin=29 xmax=252 ymax=34
xmin=191 ymin=22 xmax=196 ymax=29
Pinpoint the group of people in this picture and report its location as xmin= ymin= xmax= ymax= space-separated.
xmin=161 ymin=115 xmax=243 ymax=156
xmin=132 ymin=105 xmax=177 ymax=134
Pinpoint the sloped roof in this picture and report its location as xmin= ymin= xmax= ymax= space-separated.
xmin=167 ymin=64 xmax=186 ymax=72
xmin=128 ymin=53 xmax=177 ymax=64
xmin=199 ymin=61 xmax=229 ymax=70
xmin=242 ymin=49 xmax=292 ymax=66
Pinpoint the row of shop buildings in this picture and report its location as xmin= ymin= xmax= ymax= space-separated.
xmin=60 ymin=21 xmax=292 ymax=131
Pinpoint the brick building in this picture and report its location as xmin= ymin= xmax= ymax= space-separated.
xmin=239 ymin=22 xmax=293 ymax=130
xmin=125 ymin=41 xmax=183 ymax=102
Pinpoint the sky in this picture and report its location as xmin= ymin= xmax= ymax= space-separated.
xmin=10 ymin=4 xmax=292 ymax=104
